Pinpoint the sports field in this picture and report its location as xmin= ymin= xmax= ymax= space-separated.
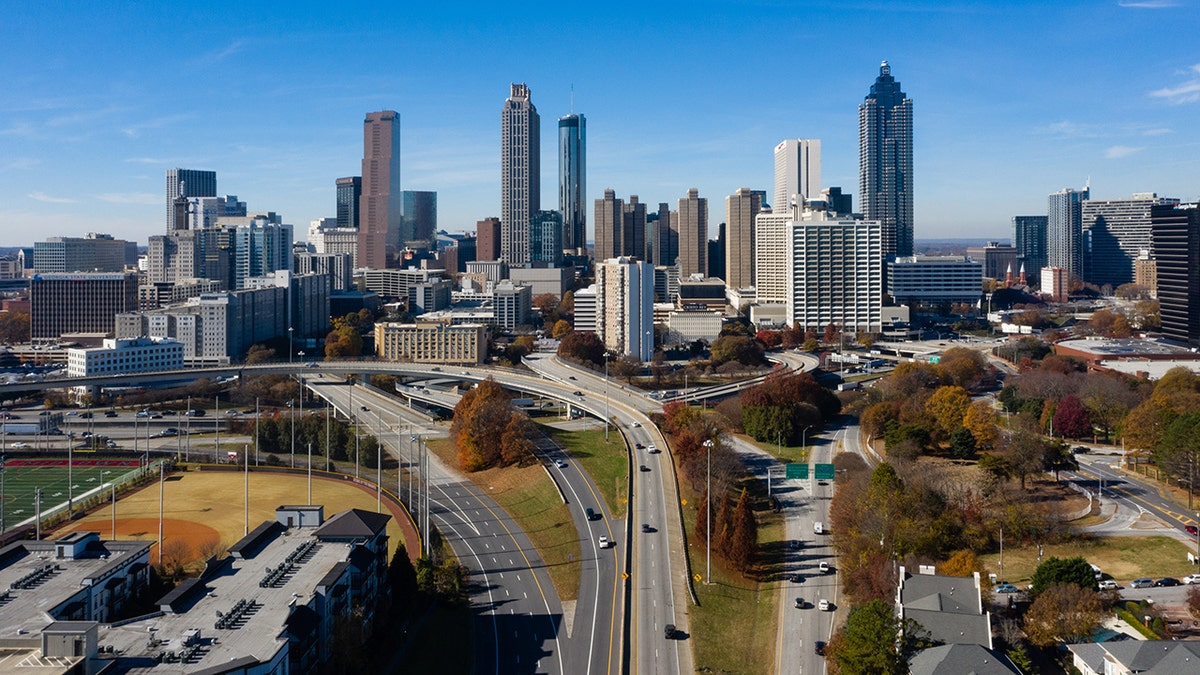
xmin=0 ymin=457 xmax=140 ymax=530
xmin=0 ymin=459 xmax=419 ymax=569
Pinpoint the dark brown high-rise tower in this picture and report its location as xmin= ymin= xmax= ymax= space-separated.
xmin=357 ymin=111 xmax=401 ymax=269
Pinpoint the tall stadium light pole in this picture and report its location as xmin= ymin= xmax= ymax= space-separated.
xmin=290 ymin=399 xmax=296 ymax=469
xmin=1 ymin=455 xmax=6 ymax=534
xmin=255 ymin=398 xmax=260 ymax=466
xmin=703 ymin=439 xmax=714 ymax=585
xmin=243 ymin=443 xmax=249 ymax=536
xmin=325 ymin=404 xmax=331 ymax=472
xmin=214 ymin=394 xmax=220 ymax=463
xmin=298 ymin=375 xmax=304 ymax=468
xmin=34 ymin=488 xmax=42 ymax=541
xmin=375 ymin=410 xmax=382 ymax=512
xmin=158 ymin=462 xmax=164 ymax=567
xmin=307 ymin=442 xmax=313 ymax=505
xmin=185 ymin=397 xmax=191 ymax=462
xmin=67 ymin=438 xmax=73 ymax=517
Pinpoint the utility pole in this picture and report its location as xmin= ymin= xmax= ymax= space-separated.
xmin=703 ymin=439 xmax=714 ymax=585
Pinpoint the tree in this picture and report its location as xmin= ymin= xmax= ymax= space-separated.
xmin=963 ymin=400 xmax=999 ymax=449
xmin=823 ymin=322 xmax=841 ymax=345
xmin=728 ymin=488 xmax=758 ymax=574
xmin=801 ymin=337 xmax=820 ymax=353
xmin=557 ymin=330 xmax=605 ymax=367
xmin=925 ymin=385 xmax=971 ymax=438
xmin=754 ymin=329 xmax=782 ymax=348
xmin=551 ymin=319 xmax=573 ymax=339
xmin=500 ymin=412 xmax=536 ymax=466
xmin=828 ymin=599 xmax=907 ymax=675
xmin=532 ymin=293 xmax=560 ymax=321
xmin=324 ymin=325 xmax=363 ymax=358
xmin=938 ymin=550 xmax=983 ymax=577
xmin=710 ymin=335 xmax=766 ymax=367
xmin=1024 ymin=582 xmax=1103 ymax=647
xmin=609 ymin=353 xmax=642 ymax=382
xmin=1004 ymin=429 xmax=1047 ymax=489
xmin=244 ymin=343 xmax=277 ymax=364
xmin=558 ymin=290 xmax=575 ymax=318
xmin=949 ymin=426 xmax=977 ymax=459
xmin=1052 ymin=394 xmax=1092 ymax=439
xmin=452 ymin=378 xmax=526 ymax=471
xmin=1030 ymin=556 xmax=1097 ymax=595
xmin=0 ymin=311 xmax=30 ymax=344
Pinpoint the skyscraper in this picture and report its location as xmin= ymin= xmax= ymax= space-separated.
xmin=859 ymin=61 xmax=914 ymax=258
xmin=595 ymin=256 xmax=655 ymax=361
xmin=623 ymin=196 xmax=646 ymax=261
xmin=531 ymin=210 xmax=564 ymax=265
xmin=773 ymin=139 xmax=821 ymax=213
xmin=725 ymin=188 xmax=762 ymax=290
xmin=1047 ymin=186 xmax=1089 ymax=280
xmin=1012 ymin=215 xmax=1048 ymax=280
xmin=1151 ymin=203 xmax=1200 ymax=346
xmin=558 ymin=113 xmax=586 ymax=254
xmin=358 ymin=110 xmax=401 ymax=270
xmin=401 ymin=191 xmax=438 ymax=248
xmin=166 ymin=168 xmax=217 ymax=232
xmin=594 ymin=189 xmax=623 ymax=263
xmin=335 ymin=176 xmax=362 ymax=229
xmin=1082 ymin=193 xmax=1179 ymax=289
xmin=677 ymin=188 xmax=708 ymax=278
xmin=788 ymin=212 xmax=883 ymax=333
xmin=652 ymin=203 xmax=676 ymax=269
xmin=501 ymin=83 xmax=540 ymax=266
xmin=476 ymin=217 xmax=502 ymax=262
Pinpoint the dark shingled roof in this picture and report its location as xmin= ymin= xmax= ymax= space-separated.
xmin=228 ymin=520 xmax=283 ymax=559
xmin=314 ymin=508 xmax=390 ymax=540
xmin=909 ymin=644 xmax=1022 ymax=675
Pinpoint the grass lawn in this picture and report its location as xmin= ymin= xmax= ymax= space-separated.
xmin=734 ymin=432 xmax=811 ymax=465
xmin=978 ymin=536 xmax=1195 ymax=585
xmin=678 ymin=471 xmax=782 ymax=674
xmin=540 ymin=423 xmax=628 ymax=518
xmin=426 ymin=437 xmax=581 ymax=602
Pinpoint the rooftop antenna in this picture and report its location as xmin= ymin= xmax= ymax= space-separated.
xmin=570 ymin=84 xmax=575 ymax=114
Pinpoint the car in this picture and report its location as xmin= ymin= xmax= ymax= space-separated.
xmin=664 ymin=624 xmax=676 ymax=639
xmin=818 ymin=562 xmax=831 ymax=574
xmin=568 ymin=375 xmax=577 ymax=380
xmin=1187 ymin=525 xmax=1199 ymax=536
xmin=585 ymin=508 xmax=599 ymax=521
xmin=630 ymin=421 xmax=640 ymax=428
xmin=225 ymin=409 xmax=239 ymax=415
xmin=635 ymin=443 xmax=645 ymax=449
xmin=460 ymin=371 xmax=469 ymax=376
xmin=1098 ymin=580 xmax=1120 ymax=590
xmin=162 ymin=410 xmax=177 ymax=416
xmin=647 ymin=445 xmax=660 ymax=454
xmin=790 ymin=574 xmax=804 ymax=583
xmin=306 ymin=362 xmax=318 ymax=368
xmin=79 ymin=412 xmax=92 ymax=419
xmin=640 ymin=465 xmax=650 ymax=472
xmin=994 ymin=583 xmax=1019 ymax=593
xmin=104 ymin=410 xmax=118 ymax=418
xmin=789 ymin=540 xmax=801 ymax=550
xmin=818 ymin=599 xmax=832 ymax=611
xmin=135 ymin=411 xmax=149 ymax=418
xmin=65 ymin=411 xmax=77 ymax=417
xmin=598 ymin=535 xmax=611 ymax=548
xmin=573 ymin=391 xmax=584 ymax=396
xmin=554 ymin=459 xmax=567 ymax=468
xmin=10 ymin=442 xmax=29 ymax=449
xmin=1183 ymin=574 xmax=1200 ymax=585
xmin=185 ymin=409 xmax=205 ymax=417
xmin=794 ymin=597 xmax=804 ymax=609
xmin=1072 ymin=445 xmax=1089 ymax=454
xmin=1155 ymin=577 xmax=1181 ymax=587
xmin=814 ymin=641 xmax=826 ymax=656
xmin=1130 ymin=577 xmax=1155 ymax=589
xmin=150 ymin=413 xmax=163 ymax=419
xmin=642 ymin=523 xmax=652 ymax=533
xmin=431 ymin=367 xmax=442 ymax=372
xmin=106 ymin=440 xmax=117 ymax=447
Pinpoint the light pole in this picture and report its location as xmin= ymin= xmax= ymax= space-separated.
xmin=604 ymin=354 xmax=610 ymax=442
xmin=0 ymin=454 xmax=5 ymax=534
xmin=289 ymin=399 xmax=296 ymax=469
xmin=67 ymin=434 xmax=73 ymax=517
xmin=287 ymin=327 xmax=294 ymax=367
xmin=703 ymin=438 xmax=714 ymax=585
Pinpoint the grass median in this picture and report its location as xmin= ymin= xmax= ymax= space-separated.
xmin=540 ymin=422 xmax=629 ymax=518
xmin=427 ymin=437 xmax=581 ymax=602
xmin=977 ymin=535 xmax=1194 ymax=585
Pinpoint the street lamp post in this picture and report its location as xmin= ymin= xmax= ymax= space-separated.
xmin=604 ymin=355 xmax=610 ymax=442
xmin=287 ymin=327 xmax=294 ymax=366
xmin=703 ymin=438 xmax=714 ymax=585
xmin=290 ymin=399 xmax=295 ymax=469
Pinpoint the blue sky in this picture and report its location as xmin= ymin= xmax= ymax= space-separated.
xmin=2 ymin=1 xmax=1198 ymax=248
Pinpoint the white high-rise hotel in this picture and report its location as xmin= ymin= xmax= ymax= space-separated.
xmin=773 ymin=139 xmax=821 ymax=213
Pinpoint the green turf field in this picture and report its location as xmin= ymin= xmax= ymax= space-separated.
xmin=0 ymin=458 xmax=143 ymax=532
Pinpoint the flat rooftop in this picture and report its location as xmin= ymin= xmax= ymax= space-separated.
xmin=1056 ymin=337 xmax=1198 ymax=359
xmin=103 ymin=524 xmax=353 ymax=673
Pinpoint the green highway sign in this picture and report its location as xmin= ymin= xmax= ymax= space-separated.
xmin=814 ymin=463 xmax=836 ymax=480
xmin=785 ymin=463 xmax=808 ymax=479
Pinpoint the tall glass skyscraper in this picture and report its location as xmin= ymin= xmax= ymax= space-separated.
xmin=166 ymin=168 xmax=217 ymax=232
xmin=501 ymin=83 xmax=540 ymax=266
xmin=335 ymin=176 xmax=361 ymax=230
xmin=401 ymin=190 xmax=438 ymax=248
xmin=859 ymin=61 xmax=913 ymax=258
xmin=358 ymin=110 xmax=401 ymax=270
xmin=1047 ymin=186 xmax=1089 ymax=279
xmin=558 ymin=113 xmax=586 ymax=255
xmin=1012 ymin=215 xmax=1048 ymax=280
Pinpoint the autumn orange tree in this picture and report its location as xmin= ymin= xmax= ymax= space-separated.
xmin=451 ymin=378 xmax=535 ymax=471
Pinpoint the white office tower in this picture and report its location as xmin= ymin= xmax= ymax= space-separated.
xmin=574 ymin=285 xmax=597 ymax=333
xmin=595 ymin=257 xmax=655 ymax=361
xmin=773 ymin=139 xmax=821 ymax=213
xmin=786 ymin=208 xmax=882 ymax=333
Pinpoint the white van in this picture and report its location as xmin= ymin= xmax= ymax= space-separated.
xmin=814 ymin=522 xmax=825 ymax=535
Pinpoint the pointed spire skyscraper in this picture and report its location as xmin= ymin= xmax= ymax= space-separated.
xmin=859 ymin=60 xmax=914 ymax=259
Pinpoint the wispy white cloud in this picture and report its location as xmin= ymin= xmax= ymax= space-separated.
xmin=1150 ymin=63 xmax=1200 ymax=103
xmin=194 ymin=40 xmax=246 ymax=66
xmin=1118 ymin=0 xmax=1180 ymax=7
xmin=1105 ymin=145 xmax=1144 ymax=159
xmin=28 ymin=192 xmax=76 ymax=204
xmin=97 ymin=192 xmax=159 ymax=205
xmin=121 ymin=114 xmax=192 ymax=138
xmin=1142 ymin=127 xmax=1173 ymax=136
xmin=1035 ymin=120 xmax=1099 ymax=139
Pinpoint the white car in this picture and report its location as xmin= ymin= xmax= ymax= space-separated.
xmin=598 ymin=535 xmax=611 ymax=548
xmin=630 ymin=422 xmax=640 ymax=428
xmin=1098 ymin=580 xmax=1119 ymax=590
xmin=818 ymin=599 xmax=831 ymax=611
xmin=554 ymin=459 xmax=566 ymax=468
xmin=818 ymin=562 xmax=831 ymax=574
xmin=10 ymin=442 xmax=29 ymax=449
xmin=1184 ymin=574 xmax=1200 ymax=585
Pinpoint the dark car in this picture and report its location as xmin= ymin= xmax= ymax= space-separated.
xmin=585 ymin=508 xmax=599 ymax=521
xmin=162 ymin=410 xmax=177 ymax=416
xmin=186 ymin=409 xmax=205 ymax=417
xmin=815 ymin=641 xmax=826 ymax=656
xmin=1187 ymin=525 xmax=1199 ymax=536
xmin=640 ymin=465 xmax=650 ymax=472
xmin=642 ymin=523 xmax=652 ymax=533
xmin=664 ymin=624 xmax=676 ymax=639
xmin=573 ymin=391 xmax=584 ymax=396
xmin=79 ymin=412 xmax=93 ymax=419
xmin=104 ymin=410 xmax=118 ymax=418
xmin=790 ymin=574 xmax=804 ymax=584
xmin=635 ymin=443 xmax=645 ymax=449
xmin=1155 ymin=577 xmax=1181 ymax=587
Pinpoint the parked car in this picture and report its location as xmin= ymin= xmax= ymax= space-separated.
xmin=1098 ymin=580 xmax=1120 ymax=590
xmin=1155 ymin=577 xmax=1181 ymax=587
xmin=994 ymin=583 xmax=1019 ymax=593
xmin=1130 ymin=578 xmax=1155 ymax=589
xmin=1183 ymin=574 xmax=1200 ymax=585
xmin=818 ymin=599 xmax=832 ymax=611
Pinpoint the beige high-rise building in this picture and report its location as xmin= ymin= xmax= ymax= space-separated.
xmin=677 ymin=188 xmax=708 ymax=278
xmin=594 ymin=189 xmax=622 ymax=262
xmin=358 ymin=110 xmax=401 ymax=270
xmin=773 ymin=139 xmax=821 ymax=212
xmin=725 ymin=188 xmax=762 ymax=291
xmin=754 ymin=210 xmax=793 ymax=305
xmin=501 ymin=83 xmax=540 ymax=266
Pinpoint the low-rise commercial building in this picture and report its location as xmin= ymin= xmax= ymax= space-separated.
xmin=31 ymin=272 xmax=140 ymax=341
xmin=888 ymin=256 xmax=983 ymax=305
xmin=67 ymin=336 xmax=184 ymax=377
xmin=375 ymin=321 xmax=487 ymax=364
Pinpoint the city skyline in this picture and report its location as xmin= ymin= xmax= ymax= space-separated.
xmin=2 ymin=2 xmax=1199 ymax=248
